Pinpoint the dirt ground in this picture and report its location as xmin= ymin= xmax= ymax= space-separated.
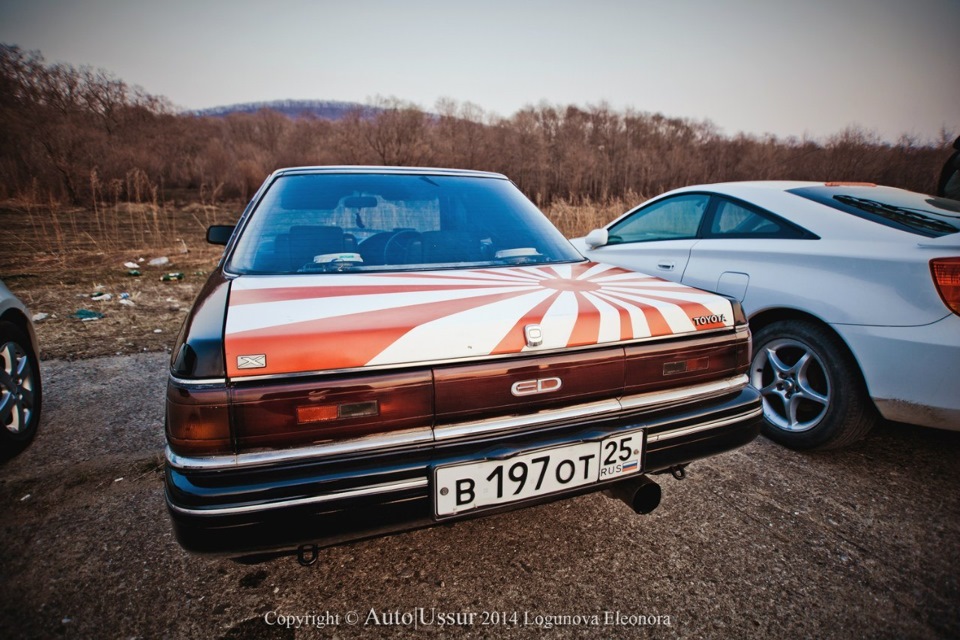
xmin=1 ymin=353 xmax=957 ymax=639
xmin=3 ymin=202 xmax=959 ymax=638
xmin=2 ymin=202 xmax=234 ymax=360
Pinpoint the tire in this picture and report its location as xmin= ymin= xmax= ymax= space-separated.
xmin=750 ymin=319 xmax=875 ymax=450
xmin=0 ymin=321 xmax=42 ymax=458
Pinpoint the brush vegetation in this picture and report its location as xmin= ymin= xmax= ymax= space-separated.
xmin=0 ymin=44 xmax=954 ymax=359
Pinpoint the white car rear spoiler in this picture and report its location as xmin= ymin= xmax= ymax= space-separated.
xmin=918 ymin=233 xmax=960 ymax=249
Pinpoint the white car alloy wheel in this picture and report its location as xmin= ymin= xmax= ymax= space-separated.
xmin=750 ymin=337 xmax=830 ymax=433
xmin=749 ymin=320 xmax=876 ymax=450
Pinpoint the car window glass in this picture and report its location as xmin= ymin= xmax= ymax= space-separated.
xmin=608 ymin=194 xmax=709 ymax=243
xmin=789 ymin=185 xmax=960 ymax=238
xmin=710 ymin=200 xmax=782 ymax=236
xmin=228 ymin=174 xmax=583 ymax=274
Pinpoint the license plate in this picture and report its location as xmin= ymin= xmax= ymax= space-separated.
xmin=434 ymin=431 xmax=644 ymax=517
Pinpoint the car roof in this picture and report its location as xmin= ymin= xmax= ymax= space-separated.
xmin=634 ymin=181 xmax=947 ymax=242
xmin=670 ymin=180 xmax=854 ymax=196
xmin=272 ymin=166 xmax=509 ymax=180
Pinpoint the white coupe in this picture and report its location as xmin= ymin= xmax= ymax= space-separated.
xmin=572 ymin=181 xmax=960 ymax=449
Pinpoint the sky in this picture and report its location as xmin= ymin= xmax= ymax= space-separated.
xmin=1 ymin=0 xmax=958 ymax=143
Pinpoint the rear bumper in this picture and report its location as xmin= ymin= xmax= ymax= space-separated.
xmin=835 ymin=314 xmax=960 ymax=430
xmin=165 ymin=383 xmax=761 ymax=558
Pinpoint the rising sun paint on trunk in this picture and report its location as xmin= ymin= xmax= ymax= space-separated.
xmin=223 ymin=262 xmax=734 ymax=378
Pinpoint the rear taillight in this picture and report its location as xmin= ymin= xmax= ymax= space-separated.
xmin=166 ymin=381 xmax=232 ymax=456
xmin=624 ymin=329 xmax=750 ymax=396
xmin=231 ymin=370 xmax=433 ymax=452
xmin=931 ymin=258 xmax=960 ymax=316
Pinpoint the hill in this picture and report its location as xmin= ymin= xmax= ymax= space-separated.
xmin=188 ymin=99 xmax=377 ymax=120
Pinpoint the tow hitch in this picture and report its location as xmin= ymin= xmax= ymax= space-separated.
xmin=297 ymin=543 xmax=319 ymax=567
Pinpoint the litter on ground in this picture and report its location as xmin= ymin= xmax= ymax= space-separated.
xmin=71 ymin=309 xmax=104 ymax=321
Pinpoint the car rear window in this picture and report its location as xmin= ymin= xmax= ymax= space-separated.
xmin=788 ymin=185 xmax=960 ymax=238
xmin=227 ymin=173 xmax=583 ymax=274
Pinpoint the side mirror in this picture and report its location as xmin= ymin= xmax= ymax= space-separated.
xmin=206 ymin=225 xmax=235 ymax=246
xmin=584 ymin=228 xmax=609 ymax=249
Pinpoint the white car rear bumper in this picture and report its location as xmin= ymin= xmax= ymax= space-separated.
xmin=836 ymin=315 xmax=960 ymax=430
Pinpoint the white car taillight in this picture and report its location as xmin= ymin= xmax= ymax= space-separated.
xmin=931 ymin=258 xmax=960 ymax=316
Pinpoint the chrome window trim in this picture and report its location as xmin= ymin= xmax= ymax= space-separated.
xmin=166 ymin=477 xmax=429 ymax=517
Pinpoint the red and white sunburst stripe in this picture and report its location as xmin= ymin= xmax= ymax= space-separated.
xmin=224 ymin=262 xmax=734 ymax=377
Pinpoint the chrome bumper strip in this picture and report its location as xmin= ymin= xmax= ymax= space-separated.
xmin=166 ymin=375 xmax=750 ymax=472
xmin=647 ymin=405 xmax=763 ymax=443
xmin=619 ymin=375 xmax=750 ymax=411
xmin=434 ymin=374 xmax=750 ymax=442
xmin=166 ymin=427 xmax=434 ymax=471
xmin=166 ymin=407 xmax=762 ymax=519
xmin=433 ymin=399 xmax=623 ymax=442
xmin=166 ymin=477 xmax=429 ymax=517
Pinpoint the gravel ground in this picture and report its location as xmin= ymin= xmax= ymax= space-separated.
xmin=1 ymin=354 xmax=958 ymax=639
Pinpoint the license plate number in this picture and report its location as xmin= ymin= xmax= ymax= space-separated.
xmin=434 ymin=431 xmax=643 ymax=517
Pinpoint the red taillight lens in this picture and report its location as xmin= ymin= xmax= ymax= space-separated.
xmin=931 ymin=258 xmax=960 ymax=316
xmin=231 ymin=371 xmax=432 ymax=452
xmin=624 ymin=329 xmax=749 ymax=396
xmin=166 ymin=381 xmax=232 ymax=456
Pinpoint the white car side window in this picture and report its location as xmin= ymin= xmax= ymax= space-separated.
xmin=608 ymin=194 xmax=709 ymax=243
xmin=711 ymin=201 xmax=779 ymax=235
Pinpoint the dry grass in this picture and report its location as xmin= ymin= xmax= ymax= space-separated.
xmin=2 ymin=198 xmax=633 ymax=361
xmin=2 ymin=202 xmax=238 ymax=360
xmin=543 ymin=194 xmax=641 ymax=238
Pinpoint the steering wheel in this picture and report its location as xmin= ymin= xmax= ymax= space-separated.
xmin=383 ymin=230 xmax=421 ymax=265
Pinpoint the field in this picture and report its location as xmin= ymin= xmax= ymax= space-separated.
xmin=2 ymin=202 xmax=238 ymax=359
xmin=2 ymin=198 xmax=630 ymax=360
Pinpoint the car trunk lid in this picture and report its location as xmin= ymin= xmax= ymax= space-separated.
xmin=223 ymin=262 xmax=735 ymax=379
xmin=221 ymin=263 xmax=742 ymax=453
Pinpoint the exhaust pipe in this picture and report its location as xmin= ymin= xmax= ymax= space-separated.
xmin=605 ymin=475 xmax=662 ymax=514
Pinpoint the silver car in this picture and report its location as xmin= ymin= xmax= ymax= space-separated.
xmin=0 ymin=280 xmax=42 ymax=457
xmin=573 ymin=181 xmax=960 ymax=450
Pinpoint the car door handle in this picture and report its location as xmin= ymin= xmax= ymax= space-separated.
xmin=657 ymin=261 xmax=675 ymax=271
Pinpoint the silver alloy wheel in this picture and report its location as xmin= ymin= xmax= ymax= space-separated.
xmin=0 ymin=340 xmax=35 ymax=435
xmin=750 ymin=337 xmax=831 ymax=433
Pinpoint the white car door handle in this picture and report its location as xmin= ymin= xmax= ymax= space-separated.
xmin=657 ymin=261 xmax=675 ymax=271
